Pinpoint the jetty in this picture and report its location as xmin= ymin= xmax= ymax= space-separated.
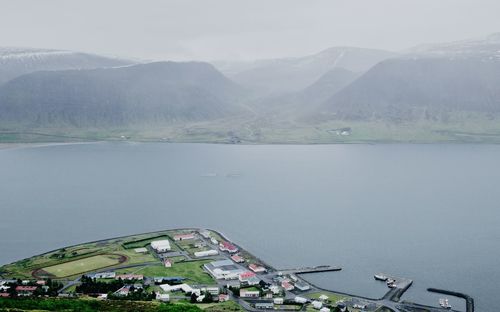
xmin=277 ymin=265 xmax=341 ymax=275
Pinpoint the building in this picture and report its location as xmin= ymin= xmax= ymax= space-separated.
xmin=199 ymin=230 xmax=211 ymax=238
xmin=114 ymin=285 xmax=131 ymax=296
xmin=239 ymin=271 xmax=260 ymax=286
xmin=249 ymin=264 xmax=266 ymax=273
xmin=202 ymin=287 xmax=220 ymax=296
xmin=194 ymin=249 xmax=218 ymax=258
xmin=294 ymin=296 xmax=308 ymax=304
xmin=219 ymin=241 xmax=238 ymax=253
xmin=156 ymin=293 xmax=170 ymax=302
xmin=274 ymin=297 xmax=284 ymax=305
xmin=255 ymin=302 xmax=274 ymax=309
xmin=151 ymin=239 xmax=171 ymax=252
xmin=153 ymin=277 xmax=184 ymax=284
xmin=320 ymin=308 xmax=331 ymax=312
xmin=90 ymin=272 xmax=116 ymax=279
xmin=269 ymin=285 xmax=281 ymax=295
xmin=0 ymin=293 xmax=10 ymax=298
xmin=174 ymin=233 xmax=195 ymax=241
xmin=160 ymin=283 xmax=198 ymax=295
xmin=15 ymin=286 xmax=38 ymax=296
xmin=163 ymin=259 xmax=172 ymax=268
xmin=281 ymin=281 xmax=294 ymax=291
xmin=219 ymin=294 xmax=229 ymax=302
xmin=294 ymin=281 xmax=310 ymax=291
xmin=210 ymin=238 xmax=218 ymax=245
xmin=115 ymin=274 xmax=143 ymax=281
xmin=318 ymin=294 xmax=329 ymax=301
xmin=231 ymin=254 xmax=245 ymax=263
xmin=312 ymin=300 xmax=323 ymax=309
xmin=134 ymin=247 xmax=148 ymax=253
xmin=204 ymin=259 xmax=245 ymax=280
xmin=240 ymin=288 xmax=260 ymax=298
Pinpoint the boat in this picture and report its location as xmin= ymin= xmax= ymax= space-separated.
xmin=387 ymin=282 xmax=397 ymax=288
xmin=439 ymin=298 xmax=452 ymax=309
xmin=374 ymin=274 xmax=388 ymax=281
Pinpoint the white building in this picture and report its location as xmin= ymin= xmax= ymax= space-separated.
xmin=194 ymin=249 xmax=218 ymax=258
xmin=318 ymin=294 xmax=329 ymax=302
xmin=294 ymin=296 xmax=308 ymax=304
xmin=274 ymin=297 xmax=284 ymax=305
xmin=151 ymin=239 xmax=171 ymax=252
xmin=240 ymin=289 xmax=260 ymax=298
xmin=320 ymin=308 xmax=330 ymax=312
xmin=156 ymin=293 xmax=170 ymax=302
xmin=312 ymin=300 xmax=323 ymax=309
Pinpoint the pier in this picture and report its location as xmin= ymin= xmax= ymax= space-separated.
xmin=428 ymin=288 xmax=474 ymax=312
xmin=277 ymin=265 xmax=342 ymax=275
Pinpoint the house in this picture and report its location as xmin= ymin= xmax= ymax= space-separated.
xmin=255 ymin=302 xmax=274 ymax=309
xmin=174 ymin=233 xmax=195 ymax=241
xmin=194 ymin=249 xmax=218 ymax=258
xmin=151 ymin=240 xmax=171 ymax=252
xmin=249 ymin=264 xmax=266 ymax=273
xmin=15 ymin=286 xmax=37 ymax=296
xmin=219 ymin=294 xmax=229 ymax=302
xmin=240 ymin=288 xmax=260 ymax=298
xmin=210 ymin=238 xmax=218 ymax=245
xmin=114 ymin=285 xmax=131 ymax=296
xmin=294 ymin=296 xmax=308 ymax=304
xmin=312 ymin=300 xmax=323 ymax=309
xmin=156 ymin=293 xmax=170 ymax=302
xmin=263 ymin=290 xmax=273 ymax=299
xmin=239 ymin=271 xmax=260 ymax=286
xmin=36 ymin=280 xmax=46 ymax=286
xmin=231 ymin=254 xmax=245 ymax=263
xmin=320 ymin=308 xmax=331 ymax=312
xmin=226 ymin=280 xmax=241 ymax=289
xmin=163 ymin=259 xmax=172 ymax=267
xmin=196 ymin=294 xmax=206 ymax=302
xmin=153 ymin=277 xmax=184 ymax=284
xmin=294 ymin=281 xmax=310 ymax=291
xmin=134 ymin=247 xmax=148 ymax=253
xmin=115 ymin=274 xmax=143 ymax=281
xmin=274 ymin=297 xmax=284 ymax=305
xmin=0 ymin=293 xmax=10 ymax=298
xmin=219 ymin=241 xmax=238 ymax=253
xmin=281 ymin=281 xmax=294 ymax=291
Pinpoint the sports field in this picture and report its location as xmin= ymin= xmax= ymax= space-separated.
xmin=41 ymin=254 xmax=125 ymax=278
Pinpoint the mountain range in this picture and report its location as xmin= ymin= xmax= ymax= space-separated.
xmin=1 ymin=33 xmax=500 ymax=142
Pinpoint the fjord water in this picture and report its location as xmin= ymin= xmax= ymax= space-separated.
xmin=0 ymin=143 xmax=499 ymax=311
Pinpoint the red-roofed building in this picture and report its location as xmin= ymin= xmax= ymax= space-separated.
xmin=16 ymin=286 xmax=38 ymax=296
xmin=174 ymin=233 xmax=195 ymax=241
xmin=249 ymin=263 xmax=266 ymax=273
xmin=231 ymin=254 xmax=245 ymax=263
xmin=219 ymin=241 xmax=238 ymax=253
xmin=239 ymin=271 xmax=256 ymax=280
xmin=0 ymin=293 xmax=10 ymax=298
xmin=281 ymin=281 xmax=294 ymax=291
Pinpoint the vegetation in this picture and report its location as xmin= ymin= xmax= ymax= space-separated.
xmin=39 ymin=254 xmax=126 ymax=278
xmin=0 ymin=298 xmax=203 ymax=312
xmin=116 ymin=261 xmax=214 ymax=284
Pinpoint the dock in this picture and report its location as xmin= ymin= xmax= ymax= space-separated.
xmin=277 ymin=265 xmax=342 ymax=275
xmin=428 ymin=288 xmax=474 ymax=312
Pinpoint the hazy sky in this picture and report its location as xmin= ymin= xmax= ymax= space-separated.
xmin=1 ymin=0 xmax=500 ymax=61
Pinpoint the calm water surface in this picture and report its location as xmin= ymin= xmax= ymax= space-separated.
xmin=0 ymin=143 xmax=499 ymax=311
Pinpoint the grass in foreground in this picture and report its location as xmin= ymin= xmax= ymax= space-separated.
xmin=0 ymin=298 xmax=202 ymax=312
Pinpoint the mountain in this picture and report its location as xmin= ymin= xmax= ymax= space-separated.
xmin=0 ymin=61 xmax=246 ymax=127
xmin=298 ymin=67 xmax=358 ymax=104
xmin=0 ymin=47 xmax=133 ymax=85
xmin=318 ymin=34 xmax=500 ymax=122
xmin=214 ymin=47 xmax=396 ymax=95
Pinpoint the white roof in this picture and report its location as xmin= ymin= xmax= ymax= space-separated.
xmin=319 ymin=294 xmax=329 ymax=300
xmin=134 ymin=247 xmax=148 ymax=253
xmin=312 ymin=300 xmax=323 ymax=308
xmin=159 ymin=283 xmax=194 ymax=293
xmin=151 ymin=239 xmax=171 ymax=250
xmin=320 ymin=308 xmax=330 ymax=312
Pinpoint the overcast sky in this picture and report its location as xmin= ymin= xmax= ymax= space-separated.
xmin=1 ymin=0 xmax=500 ymax=61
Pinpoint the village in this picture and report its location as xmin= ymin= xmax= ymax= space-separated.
xmin=0 ymin=229 xmax=469 ymax=312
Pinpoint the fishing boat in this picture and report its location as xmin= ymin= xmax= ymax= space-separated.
xmin=374 ymin=274 xmax=388 ymax=281
xmin=439 ymin=298 xmax=451 ymax=309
